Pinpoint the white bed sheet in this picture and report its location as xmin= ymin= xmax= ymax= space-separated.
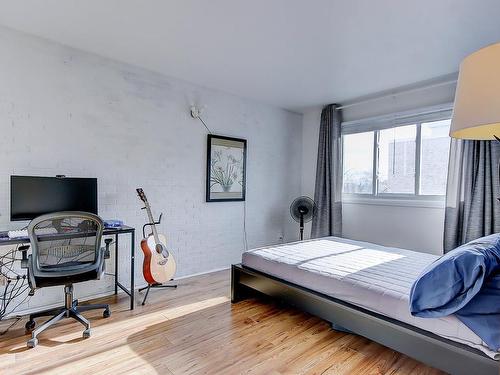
xmin=242 ymin=236 xmax=498 ymax=359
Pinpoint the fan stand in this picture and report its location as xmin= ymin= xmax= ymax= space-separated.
xmin=290 ymin=196 xmax=316 ymax=242
xmin=139 ymin=281 xmax=177 ymax=306
xmin=299 ymin=213 xmax=305 ymax=241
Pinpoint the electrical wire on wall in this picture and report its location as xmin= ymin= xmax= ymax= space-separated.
xmin=190 ymin=106 xmax=213 ymax=134
xmin=191 ymin=105 xmax=249 ymax=251
xmin=196 ymin=115 xmax=213 ymax=134
xmin=243 ymin=181 xmax=249 ymax=251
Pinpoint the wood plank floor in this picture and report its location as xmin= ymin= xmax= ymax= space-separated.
xmin=0 ymin=270 xmax=445 ymax=374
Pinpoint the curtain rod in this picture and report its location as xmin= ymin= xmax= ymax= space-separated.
xmin=337 ymin=79 xmax=457 ymax=111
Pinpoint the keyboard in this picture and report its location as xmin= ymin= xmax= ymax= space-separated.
xmin=7 ymin=229 xmax=28 ymax=238
xmin=7 ymin=228 xmax=57 ymax=238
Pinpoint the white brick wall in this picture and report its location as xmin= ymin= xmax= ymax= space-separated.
xmin=0 ymin=26 xmax=302 ymax=313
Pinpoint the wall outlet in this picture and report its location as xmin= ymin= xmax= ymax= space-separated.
xmin=278 ymin=235 xmax=284 ymax=243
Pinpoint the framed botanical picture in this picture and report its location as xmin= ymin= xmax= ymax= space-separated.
xmin=206 ymin=134 xmax=247 ymax=202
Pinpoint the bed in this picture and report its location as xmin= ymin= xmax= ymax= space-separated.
xmin=232 ymin=237 xmax=499 ymax=375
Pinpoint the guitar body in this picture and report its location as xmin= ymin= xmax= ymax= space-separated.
xmin=141 ymin=234 xmax=177 ymax=284
xmin=137 ymin=188 xmax=177 ymax=285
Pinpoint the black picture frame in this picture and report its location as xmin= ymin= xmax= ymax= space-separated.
xmin=206 ymin=134 xmax=247 ymax=202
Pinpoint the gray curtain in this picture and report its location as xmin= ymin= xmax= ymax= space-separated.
xmin=444 ymin=139 xmax=500 ymax=252
xmin=311 ymin=104 xmax=343 ymax=238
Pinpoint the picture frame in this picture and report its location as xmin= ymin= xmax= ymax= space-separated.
xmin=206 ymin=134 xmax=247 ymax=202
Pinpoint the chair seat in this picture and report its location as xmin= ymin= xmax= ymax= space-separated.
xmin=33 ymin=269 xmax=101 ymax=288
xmin=40 ymin=261 xmax=94 ymax=270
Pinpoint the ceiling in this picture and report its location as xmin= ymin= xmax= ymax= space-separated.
xmin=0 ymin=0 xmax=499 ymax=113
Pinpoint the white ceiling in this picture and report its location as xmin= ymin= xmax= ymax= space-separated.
xmin=0 ymin=0 xmax=499 ymax=113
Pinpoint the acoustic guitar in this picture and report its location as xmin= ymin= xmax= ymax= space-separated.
xmin=136 ymin=188 xmax=176 ymax=284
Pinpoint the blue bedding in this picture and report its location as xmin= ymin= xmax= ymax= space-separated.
xmin=409 ymin=234 xmax=500 ymax=351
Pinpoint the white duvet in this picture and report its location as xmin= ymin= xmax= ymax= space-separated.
xmin=242 ymin=236 xmax=498 ymax=359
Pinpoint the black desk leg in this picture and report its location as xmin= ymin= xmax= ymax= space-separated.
xmin=130 ymin=231 xmax=135 ymax=310
xmin=114 ymin=233 xmax=119 ymax=295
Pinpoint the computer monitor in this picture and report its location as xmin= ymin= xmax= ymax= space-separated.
xmin=10 ymin=176 xmax=98 ymax=221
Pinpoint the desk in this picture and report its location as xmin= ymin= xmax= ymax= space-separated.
xmin=0 ymin=226 xmax=136 ymax=310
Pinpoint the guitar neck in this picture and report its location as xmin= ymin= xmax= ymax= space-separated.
xmin=144 ymin=202 xmax=160 ymax=243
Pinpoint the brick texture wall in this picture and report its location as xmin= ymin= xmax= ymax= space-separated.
xmin=0 ymin=26 xmax=302 ymax=313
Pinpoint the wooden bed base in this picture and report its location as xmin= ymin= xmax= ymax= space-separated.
xmin=231 ymin=264 xmax=498 ymax=375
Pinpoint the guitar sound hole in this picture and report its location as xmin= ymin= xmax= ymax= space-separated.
xmin=155 ymin=243 xmax=170 ymax=258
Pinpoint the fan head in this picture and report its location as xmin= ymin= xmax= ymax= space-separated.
xmin=290 ymin=196 xmax=316 ymax=223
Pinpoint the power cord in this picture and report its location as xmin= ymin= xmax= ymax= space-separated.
xmin=0 ymin=316 xmax=21 ymax=336
xmin=0 ymin=244 xmax=31 ymax=327
xmin=196 ymin=115 xmax=213 ymax=134
xmin=243 ymin=199 xmax=248 ymax=251
xmin=191 ymin=105 xmax=248 ymax=251
xmin=243 ymin=145 xmax=249 ymax=251
xmin=191 ymin=106 xmax=213 ymax=134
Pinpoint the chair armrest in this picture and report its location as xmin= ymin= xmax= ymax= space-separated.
xmin=96 ymin=239 xmax=113 ymax=279
xmin=24 ymin=253 xmax=36 ymax=294
xmin=103 ymin=238 xmax=113 ymax=259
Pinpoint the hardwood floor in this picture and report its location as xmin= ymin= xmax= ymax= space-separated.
xmin=0 ymin=270 xmax=445 ymax=374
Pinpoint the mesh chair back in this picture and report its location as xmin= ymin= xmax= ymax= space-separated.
xmin=28 ymin=212 xmax=104 ymax=276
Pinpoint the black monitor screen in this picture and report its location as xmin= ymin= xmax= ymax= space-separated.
xmin=10 ymin=176 xmax=98 ymax=221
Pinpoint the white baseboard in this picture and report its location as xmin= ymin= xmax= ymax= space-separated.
xmin=4 ymin=266 xmax=231 ymax=319
xmin=174 ymin=266 xmax=230 ymax=281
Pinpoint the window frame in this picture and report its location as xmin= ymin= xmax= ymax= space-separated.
xmin=341 ymin=105 xmax=452 ymax=206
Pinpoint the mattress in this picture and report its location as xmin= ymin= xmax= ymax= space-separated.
xmin=242 ymin=236 xmax=498 ymax=359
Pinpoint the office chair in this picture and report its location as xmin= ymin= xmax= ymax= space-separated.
xmin=23 ymin=211 xmax=111 ymax=348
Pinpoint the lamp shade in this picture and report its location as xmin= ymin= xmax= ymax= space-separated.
xmin=450 ymin=43 xmax=500 ymax=140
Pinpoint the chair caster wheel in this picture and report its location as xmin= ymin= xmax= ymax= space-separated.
xmin=27 ymin=338 xmax=38 ymax=348
xmin=103 ymin=308 xmax=111 ymax=318
xmin=83 ymin=329 xmax=91 ymax=338
xmin=25 ymin=320 xmax=36 ymax=332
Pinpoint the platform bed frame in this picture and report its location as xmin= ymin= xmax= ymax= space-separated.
xmin=231 ymin=264 xmax=498 ymax=375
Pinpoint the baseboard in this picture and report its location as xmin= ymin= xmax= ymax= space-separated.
xmin=4 ymin=265 xmax=231 ymax=319
xmin=174 ymin=266 xmax=230 ymax=281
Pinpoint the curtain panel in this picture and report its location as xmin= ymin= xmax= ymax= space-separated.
xmin=444 ymin=139 xmax=500 ymax=252
xmin=311 ymin=104 xmax=343 ymax=238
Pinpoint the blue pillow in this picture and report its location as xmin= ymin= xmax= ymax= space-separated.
xmin=454 ymin=274 xmax=500 ymax=351
xmin=409 ymin=234 xmax=500 ymax=317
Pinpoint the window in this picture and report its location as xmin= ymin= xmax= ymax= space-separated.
xmin=342 ymin=116 xmax=451 ymax=199
xmin=420 ymin=120 xmax=452 ymax=195
xmin=378 ymin=125 xmax=416 ymax=194
xmin=343 ymin=132 xmax=374 ymax=194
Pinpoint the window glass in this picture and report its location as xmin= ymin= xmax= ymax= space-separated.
xmin=420 ymin=119 xmax=451 ymax=195
xmin=343 ymin=132 xmax=373 ymax=194
xmin=378 ymin=125 xmax=416 ymax=194
xmin=341 ymin=117 xmax=451 ymax=198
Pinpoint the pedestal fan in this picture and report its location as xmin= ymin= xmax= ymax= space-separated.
xmin=290 ymin=196 xmax=317 ymax=241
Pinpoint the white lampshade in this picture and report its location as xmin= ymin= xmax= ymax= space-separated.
xmin=450 ymin=42 xmax=500 ymax=140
